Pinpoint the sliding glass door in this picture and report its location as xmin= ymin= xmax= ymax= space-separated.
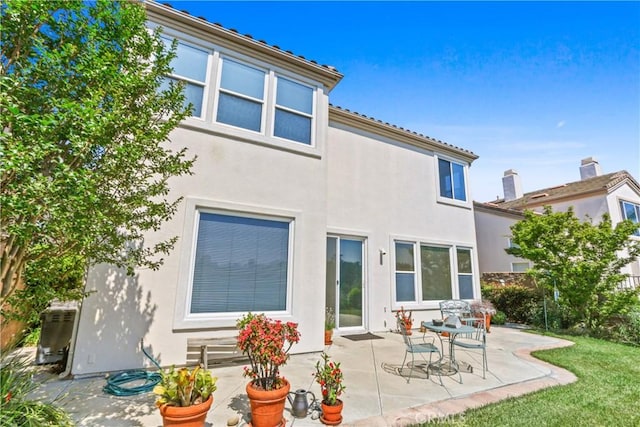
xmin=326 ymin=236 xmax=364 ymax=330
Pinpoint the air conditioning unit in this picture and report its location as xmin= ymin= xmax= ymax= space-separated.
xmin=36 ymin=301 xmax=78 ymax=365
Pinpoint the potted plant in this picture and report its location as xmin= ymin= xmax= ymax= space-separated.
xmin=153 ymin=365 xmax=217 ymax=427
xmin=313 ymin=352 xmax=346 ymax=426
xmin=237 ymin=312 xmax=300 ymax=427
xmin=395 ymin=306 xmax=413 ymax=335
xmin=324 ymin=307 xmax=336 ymax=345
xmin=471 ymin=299 xmax=497 ymax=332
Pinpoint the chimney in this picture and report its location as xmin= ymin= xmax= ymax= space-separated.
xmin=580 ymin=157 xmax=602 ymax=180
xmin=502 ymin=169 xmax=523 ymax=201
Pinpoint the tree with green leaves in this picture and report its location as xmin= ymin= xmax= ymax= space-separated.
xmin=506 ymin=206 xmax=640 ymax=330
xmin=1 ymin=0 xmax=194 ymax=338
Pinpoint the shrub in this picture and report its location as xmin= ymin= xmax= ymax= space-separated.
xmin=492 ymin=311 xmax=507 ymax=325
xmin=481 ymin=284 xmax=541 ymax=324
xmin=0 ymin=354 xmax=73 ymax=426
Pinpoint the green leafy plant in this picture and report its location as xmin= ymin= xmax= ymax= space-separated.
xmin=313 ymin=352 xmax=346 ymax=406
xmin=153 ymin=365 xmax=217 ymax=407
xmin=507 ymin=207 xmax=640 ymax=330
xmin=1 ymin=0 xmax=194 ymax=338
xmin=0 ymin=354 xmax=73 ymax=426
xmin=236 ymin=312 xmax=300 ymax=391
xmin=492 ymin=311 xmax=507 ymax=325
xmin=325 ymin=307 xmax=336 ymax=330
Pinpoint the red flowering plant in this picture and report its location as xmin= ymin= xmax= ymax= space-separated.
xmin=236 ymin=312 xmax=300 ymax=391
xmin=313 ymin=352 xmax=345 ymax=406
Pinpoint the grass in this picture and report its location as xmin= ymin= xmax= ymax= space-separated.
xmin=425 ymin=333 xmax=640 ymax=426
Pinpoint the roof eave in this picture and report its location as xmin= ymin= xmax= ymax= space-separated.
xmin=329 ymin=106 xmax=479 ymax=163
xmin=144 ymin=0 xmax=344 ymax=90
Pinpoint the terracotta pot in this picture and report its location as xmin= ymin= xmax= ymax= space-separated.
xmin=159 ymin=395 xmax=213 ymax=427
xmin=485 ymin=314 xmax=492 ymax=333
xmin=403 ymin=319 xmax=413 ymax=335
xmin=321 ymin=399 xmax=343 ymax=425
xmin=246 ymin=379 xmax=290 ymax=427
xmin=324 ymin=329 xmax=333 ymax=345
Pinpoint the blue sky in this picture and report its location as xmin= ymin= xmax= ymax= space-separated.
xmin=164 ymin=1 xmax=640 ymax=202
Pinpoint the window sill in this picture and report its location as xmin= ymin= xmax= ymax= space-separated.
xmin=179 ymin=117 xmax=322 ymax=159
xmin=436 ymin=196 xmax=472 ymax=209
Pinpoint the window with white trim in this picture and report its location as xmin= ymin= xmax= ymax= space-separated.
xmin=438 ymin=158 xmax=467 ymax=202
xmin=512 ymin=262 xmax=530 ymax=272
xmin=190 ymin=212 xmax=291 ymax=314
xmin=394 ymin=240 xmax=476 ymax=305
xmin=160 ymin=37 xmax=208 ymax=118
xmin=214 ymin=56 xmax=315 ymax=145
xmin=620 ymin=200 xmax=640 ymax=236
xmin=456 ymin=248 xmax=474 ymax=299
xmin=216 ymin=58 xmax=265 ymax=132
xmin=394 ymin=242 xmax=416 ymax=302
xmin=274 ymin=77 xmax=313 ymax=144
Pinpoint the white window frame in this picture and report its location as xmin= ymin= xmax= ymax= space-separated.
xmin=272 ymin=75 xmax=316 ymax=145
xmin=391 ymin=238 xmax=477 ymax=309
xmin=146 ymin=23 xmax=322 ymax=157
xmin=511 ymin=261 xmax=531 ymax=272
xmin=434 ymin=155 xmax=471 ymax=208
xmin=154 ymin=27 xmax=212 ymax=121
xmin=394 ymin=241 xmax=418 ymax=303
xmin=620 ymin=199 xmax=640 ymax=236
xmin=213 ymin=54 xmax=318 ymax=148
xmin=173 ymin=198 xmax=298 ymax=330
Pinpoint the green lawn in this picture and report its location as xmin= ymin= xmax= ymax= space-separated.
xmin=425 ymin=334 xmax=640 ymax=426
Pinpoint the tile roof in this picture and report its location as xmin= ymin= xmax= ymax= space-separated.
xmin=151 ymin=1 xmax=342 ymax=79
xmin=490 ymin=170 xmax=640 ymax=210
xmin=329 ymin=105 xmax=478 ymax=160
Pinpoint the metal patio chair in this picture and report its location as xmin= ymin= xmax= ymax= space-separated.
xmin=451 ymin=317 xmax=488 ymax=379
xmin=398 ymin=319 xmax=442 ymax=384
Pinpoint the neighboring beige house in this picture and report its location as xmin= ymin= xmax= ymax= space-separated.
xmin=473 ymin=202 xmax=530 ymax=274
xmin=69 ymin=1 xmax=481 ymax=376
xmin=475 ymin=157 xmax=640 ymax=283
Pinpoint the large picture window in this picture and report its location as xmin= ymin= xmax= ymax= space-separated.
xmin=190 ymin=212 xmax=290 ymax=314
xmin=394 ymin=240 xmax=475 ymax=305
xmin=620 ymin=200 xmax=640 ymax=236
xmin=438 ymin=158 xmax=467 ymax=202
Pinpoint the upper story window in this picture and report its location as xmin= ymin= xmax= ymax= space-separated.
xmin=438 ymin=158 xmax=467 ymax=202
xmin=216 ymin=59 xmax=265 ymax=132
xmin=161 ymin=37 xmax=209 ymax=118
xmin=274 ymin=77 xmax=313 ymax=144
xmin=620 ymin=200 xmax=640 ymax=236
xmin=154 ymin=29 xmax=320 ymax=151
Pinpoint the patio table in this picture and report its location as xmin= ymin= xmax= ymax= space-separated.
xmin=421 ymin=321 xmax=477 ymax=382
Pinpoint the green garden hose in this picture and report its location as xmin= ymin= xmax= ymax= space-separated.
xmin=102 ymin=340 xmax=162 ymax=396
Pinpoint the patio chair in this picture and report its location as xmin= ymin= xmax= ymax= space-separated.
xmin=398 ymin=319 xmax=441 ymax=384
xmin=439 ymin=299 xmax=471 ymax=319
xmin=451 ymin=318 xmax=488 ymax=379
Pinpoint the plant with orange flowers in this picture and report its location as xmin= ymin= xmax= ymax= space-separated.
xmin=237 ymin=312 xmax=301 ymax=391
xmin=313 ymin=352 xmax=345 ymax=406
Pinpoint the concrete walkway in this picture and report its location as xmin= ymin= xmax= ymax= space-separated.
xmin=26 ymin=326 xmax=576 ymax=426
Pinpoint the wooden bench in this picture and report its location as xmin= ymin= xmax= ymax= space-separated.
xmin=186 ymin=337 xmax=246 ymax=369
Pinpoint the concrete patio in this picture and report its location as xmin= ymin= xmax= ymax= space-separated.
xmin=26 ymin=325 xmax=576 ymax=426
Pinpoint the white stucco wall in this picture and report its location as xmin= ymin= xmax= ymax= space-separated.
xmin=73 ymin=120 xmax=330 ymax=375
xmin=325 ymin=123 xmax=480 ymax=332
xmin=474 ymin=208 xmax=527 ymax=273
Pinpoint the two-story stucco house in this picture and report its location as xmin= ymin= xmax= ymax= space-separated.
xmin=68 ymin=1 xmax=481 ymax=376
xmin=475 ymin=157 xmax=640 ymax=283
